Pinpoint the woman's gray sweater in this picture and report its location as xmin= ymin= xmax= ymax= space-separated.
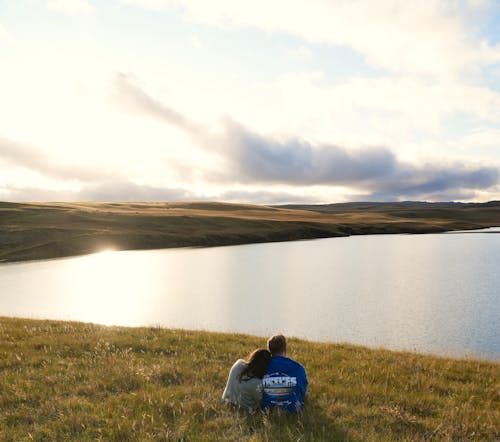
xmin=222 ymin=359 xmax=263 ymax=411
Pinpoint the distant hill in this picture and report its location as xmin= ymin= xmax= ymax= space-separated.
xmin=275 ymin=200 xmax=500 ymax=212
xmin=1 ymin=200 xmax=499 ymax=263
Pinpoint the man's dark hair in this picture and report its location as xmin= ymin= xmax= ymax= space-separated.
xmin=267 ymin=334 xmax=287 ymax=356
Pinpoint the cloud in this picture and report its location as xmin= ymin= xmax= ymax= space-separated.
xmin=216 ymin=188 xmax=327 ymax=205
xmin=217 ymin=120 xmax=499 ymax=198
xmin=112 ymin=73 xmax=203 ymax=135
xmin=1 ymin=181 xmax=194 ymax=202
xmin=0 ymin=132 xmax=200 ymax=202
xmin=119 ymin=0 xmax=500 ymax=78
xmin=113 ymin=74 xmax=500 ymax=200
xmin=363 ymin=164 xmax=498 ymax=200
xmin=218 ymin=119 xmax=397 ymax=185
xmin=0 ymin=23 xmax=13 ymax=43
xmin=348 ymin=189 xmax=479 ymax=203
xmin=291 ymin=45 xmax=312 ymax=59
xmin=46 ymin=0 xmax=95 ymax=14
xmin=1 ymin=182 xmax=317 ymax=205
xmin=0 ymin=185 xmax=79 ymax=202
xmin=273 ymin=73 xmax=500 ymax=136
xmin=77 ymin=180 xmax=193 ymax=201
xmin=0 ymin=136 xmax=114 ymax=182
xmin=189 ymin=35 xmax=202 ymax=49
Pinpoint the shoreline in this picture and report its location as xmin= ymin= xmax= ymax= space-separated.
xmin=1 ymin=224 xmax=499 ymax=265
xmin=2 ymin=200 xmax=500 ymax=264
xmin=2 ymin=315 xmax=499 ymax=363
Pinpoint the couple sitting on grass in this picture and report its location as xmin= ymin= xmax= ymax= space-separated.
xmin=222 ymin=334 xmax=308 ymax=413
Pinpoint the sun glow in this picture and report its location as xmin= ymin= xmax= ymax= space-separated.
xmin=94 ymin=248 xmax=117 ymax=255
xmin=61 ymin=251 xmax=151 ymax=326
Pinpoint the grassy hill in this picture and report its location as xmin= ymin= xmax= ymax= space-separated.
xmin=1 ymin=201 xmax=500 ymax=263
xmin=1 ymin=317 xmax=498 ymax=441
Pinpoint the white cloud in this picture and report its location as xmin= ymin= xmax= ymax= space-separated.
xmin=119 ymin=0 xmax=500 ymax=79
xmin=188 ymin=35 xmax=202 ymax=49
xmin=120 ymin=0 xmax=171 ymax=10
xmin=217 ymin=70 xmax=500 ymax=161
xmin=0 ymin=24 xmax=13 ymax=43
xmin=46 ymin=0 xmax=95 ymax=14
xmin=110 ymin=74 xmax=500 ymax=202
xmin=454 ymin=128 xmax=500 ymax=160
xmin=291 ymin=45 xmax=312 ymax=59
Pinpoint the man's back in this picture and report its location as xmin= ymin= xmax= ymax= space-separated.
xmin=262 ymin=355 xmax=308 ymax=413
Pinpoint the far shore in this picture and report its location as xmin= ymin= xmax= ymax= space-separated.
xmin=1 ymin=200 xmax=500 ymax=263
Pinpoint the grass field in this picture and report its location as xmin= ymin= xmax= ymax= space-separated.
xmin=1 ymin=200 xmax=500 ymax=263
xmin=1 ymin=317 xmax=498 ymax=441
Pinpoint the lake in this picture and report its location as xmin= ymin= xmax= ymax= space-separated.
xmin=1 ymin=228 xmax=499 ymax=360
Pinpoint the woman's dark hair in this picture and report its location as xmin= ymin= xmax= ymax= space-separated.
xmin=239 ymin=348 xmax=271 ymax=381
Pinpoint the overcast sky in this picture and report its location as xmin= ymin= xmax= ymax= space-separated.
xmin=1 ymin=0 xmax=500 ymax=203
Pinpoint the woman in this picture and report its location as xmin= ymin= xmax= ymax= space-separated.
xmin=222 ymin=348 xmax=271 ymax=411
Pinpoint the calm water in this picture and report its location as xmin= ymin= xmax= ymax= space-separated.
xmin=1 ymin=228 xmax=499 ymax=359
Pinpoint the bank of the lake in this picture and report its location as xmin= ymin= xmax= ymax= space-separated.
xmin=1 ymin=317 xmax=498 ymax=441
xmin=1 ymin=200 xmax=500 ymax=263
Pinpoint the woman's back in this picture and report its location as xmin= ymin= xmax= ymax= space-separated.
xmin=222 ymin=359 xmax=263 ymax=411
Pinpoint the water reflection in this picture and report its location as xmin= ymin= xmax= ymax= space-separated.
xmin=0 ymin=229 xmax=499 ymax=359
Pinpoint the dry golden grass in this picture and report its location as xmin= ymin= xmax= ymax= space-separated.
xmin=1 ymin=317 xmax=498 ymax=441
xmin=1 ymin=201 xmax=499 ymax=263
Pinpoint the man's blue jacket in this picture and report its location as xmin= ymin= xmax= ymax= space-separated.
xmin=261 ymin=355 xmax=308 ymax=413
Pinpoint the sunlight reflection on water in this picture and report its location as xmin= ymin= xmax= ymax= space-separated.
xmin=1 ymin=229 xmax=499 ymax=360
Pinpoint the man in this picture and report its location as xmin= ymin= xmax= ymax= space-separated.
xmin=262 ymin=334 xmax=308 ymax=413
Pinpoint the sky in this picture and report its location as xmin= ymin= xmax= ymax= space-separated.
xmin=1 ymin=0 xmax=500 ymax=204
